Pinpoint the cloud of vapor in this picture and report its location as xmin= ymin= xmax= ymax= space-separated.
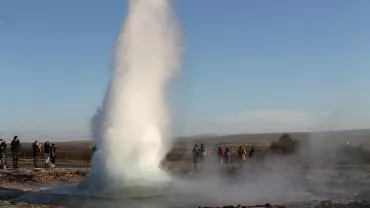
xmin=164 ymin=110 xmax=370 ymax=206
xmin=67 ymin=0 xmax=370 ymax=205
xmin=163 ymin=156 xmax=312 ymax=206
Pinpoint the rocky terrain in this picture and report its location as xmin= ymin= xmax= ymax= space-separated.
xmin=0 ymin=168 xmax=88 ymax=207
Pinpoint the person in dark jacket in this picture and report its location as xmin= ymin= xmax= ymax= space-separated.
xmin=92 ymin=145 xmax=97 ymax=153
xmin=32 ymin=140 xmax=42 ymax=168
xmin=0 ymin=139 xmax=7 ymax=169
xmin=192 ymin=144 xmax=199 ymax=172
xmin=224 ymin=147 xmax=231 ymax=167
xmin=43 ymin=141 xmax=51 ymax=168
xmin=248 ymin=145 xmax=255 ymax=158
xmin=50 ymin=144 xmax=56 ymax=166
xmin=10 ymin=136 xmax=21 ymax=168
xmin=198 ymin=143 xmax=206 ymax=163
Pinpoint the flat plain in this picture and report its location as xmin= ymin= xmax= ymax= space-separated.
xmin=1 ymin=129 xmax=370 ymax=207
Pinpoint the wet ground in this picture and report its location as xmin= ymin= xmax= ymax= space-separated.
xmin=0 ymin=168 xmax=88 ymax=207
xmin=1 ymin=166 xmax=370 ymax=207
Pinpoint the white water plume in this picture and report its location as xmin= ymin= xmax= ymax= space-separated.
xmin=87 ymin=0 xmax=181 ymax=188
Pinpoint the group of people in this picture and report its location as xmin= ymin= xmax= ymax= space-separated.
xmin=191 ymin=144 xmax=256 ymax=171
xmin=0 ymin=136 xmax=56 ymax=169
xmin=192 ymin=143 xmax=206 ymax=172
xmin=217 ymin=145 xmax=255 ymax=166
xmin=33 ymin=140 xmax=56 ymax=168
xmin=0 ymin=136 xmax=22 ymax=169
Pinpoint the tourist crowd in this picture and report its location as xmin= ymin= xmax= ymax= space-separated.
xmin=0 ymin=136 xmax=57 ymax=169
xmin=192 ymin=143 xmax=256 ymax=172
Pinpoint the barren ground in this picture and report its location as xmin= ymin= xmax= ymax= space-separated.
xmin=1 ymin=130 xmax=370 ymax=207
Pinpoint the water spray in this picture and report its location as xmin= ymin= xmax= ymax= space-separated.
xmin=80 ymin=0 xmax=181 ymax=190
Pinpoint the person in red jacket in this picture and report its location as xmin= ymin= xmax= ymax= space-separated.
xmin=217 ymin=146 xmax=224 ymax=165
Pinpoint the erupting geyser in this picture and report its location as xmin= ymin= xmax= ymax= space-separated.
xmin=82 ymin=0 xmax=181 ymax=189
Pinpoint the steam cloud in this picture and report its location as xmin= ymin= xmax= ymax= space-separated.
xmin=88 ymin=0 xmax=181 ymax=188
xmin=75 ymin=0 xmax=366 ymax=205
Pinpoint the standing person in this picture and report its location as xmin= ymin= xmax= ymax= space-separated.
xmin=237 ymin=146 xmax=247 ymax=164
xmin=92 ymin=145 xmax=97 ymax=153
xmin=50 ymin=144 xmax=56 ymax=167
xmin=217 ymin=146 xmax=224 ymax=165
xmin=237 ymin=146 xmax=243 ymax=160
xmin=32 ymin=139 xmax=42 ymax=168
xmin=224 ymin=147 xmax=231 ymax=167
xmin=199 ymin=143 xmax=206 ymax=163
xmin=197 ymin=143 xmax=207 ymax=171
xmin=192 ymin=144 xmax=199 ymax=172
xmin=43 ymin=141 xmax=51 ymax=168
xmin=0 ymin=139 xmax=7 ymax=169
xmin=10 ymin=136 xmax=21 ymax=168
xmin=248 ymin=145 xmax=255 ymax=159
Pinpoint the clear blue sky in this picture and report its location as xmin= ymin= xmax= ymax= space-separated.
xmin=1 ymin=0 xmax=370 ymax=140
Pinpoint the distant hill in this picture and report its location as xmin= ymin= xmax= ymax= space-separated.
xmin=8 ymin=128 xmax=370 ymax=149
xmin=4 ymin=128 xmax=369 ymax=163
xmin=178 ymin=128 xmax=370 ymax=147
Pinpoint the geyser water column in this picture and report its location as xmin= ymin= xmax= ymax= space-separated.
xmin=85 ymin=0 xmax=181 ymax=189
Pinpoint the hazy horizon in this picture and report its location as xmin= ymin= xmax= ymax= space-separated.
xmin=2 ymin=127 xmax=370 ymax=142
